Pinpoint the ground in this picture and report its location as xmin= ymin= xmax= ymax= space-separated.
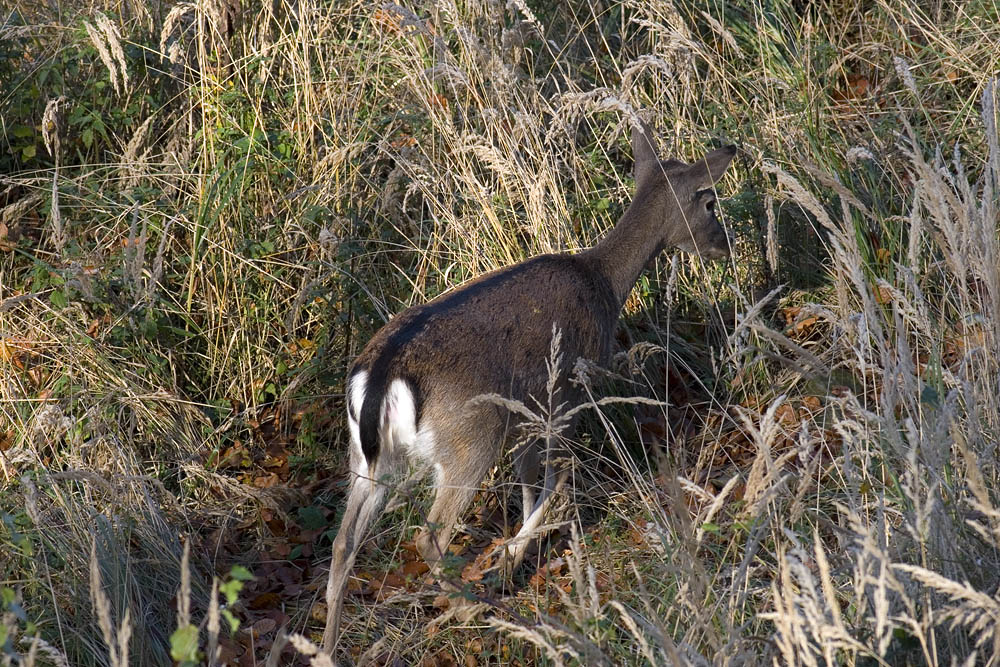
xmin=2 ymin=0 xmax=1000 ymax=665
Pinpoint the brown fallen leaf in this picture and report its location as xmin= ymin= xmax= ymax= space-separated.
xmin=775 ymin=403 xmax=798 ymax=427
xmin=399 ymin=560 xmax=429 ymax=578
xmin=249 ymin=592 xmax=281 ymax=610
xmin=251 ymin=617 xmax=276 ymax=637
xmin=0 ymin=223 xmax=13 ymax=252
xmin=802 ymin=395 xmax=822 ymax=412
xmin=253 ymin=473 xmax=280 ymax=488
xmin=310 ymin=601 xmax=327 ymax=622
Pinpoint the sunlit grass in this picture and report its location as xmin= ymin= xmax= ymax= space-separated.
xmin=2 ymin=0 xmax=999 ymax=664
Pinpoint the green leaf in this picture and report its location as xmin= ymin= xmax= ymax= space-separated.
xmin=228 ymin=565 xmax=253 ymax=581
xmin=21 ymin=144 xmax=36 ymax=160
xmin=221 ymin=608 xmax=240 ymax=633
xmin=920 ymin=384 xmax=940 ymax=407
xmin=219 ymin=578 xmax=244 ymax=605
xmin=49 ymin=289 xmax=68 ymax=309
xmin=141 ymin=316 xmax=158 ymax=339
xmin=169 ymin=624 xmax=200 ymax=662
xmin=297 ymin=505 xmax=327 ymax=531
xmin=12 ymin=125 xmax=33 ymax=138
xmin=700 ymin=522 xmax=721 ymax=534
xmin=81 ymin=127 xmax=94 ymax=149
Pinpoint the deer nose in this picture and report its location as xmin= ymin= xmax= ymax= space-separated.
xmin=704 ymin=232 xmax=732 ymax=260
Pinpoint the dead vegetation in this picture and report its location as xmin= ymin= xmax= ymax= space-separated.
xmin=2 ymin=0 xmax=1000 ymax=665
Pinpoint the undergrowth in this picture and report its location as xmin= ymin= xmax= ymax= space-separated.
xmin=2 ymin=0 xmax=999 ymax=664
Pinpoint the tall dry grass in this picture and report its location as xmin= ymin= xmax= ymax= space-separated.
xmin=2 ymin=0 xmax=1000 ymax=664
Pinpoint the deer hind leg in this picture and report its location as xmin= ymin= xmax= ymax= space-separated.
xmin=415 ymin=469 xmax=482 ymax=581
xmin=322 ymin=464 xmax=391 ymax=653
xmin=414 ymin=471 xmax=490 ymax=624
xmin=414 ymin=426 xmax=500 ymax=607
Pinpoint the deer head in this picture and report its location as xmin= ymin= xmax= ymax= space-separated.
xmin=632 ymin=121 xmax=736 ymax=260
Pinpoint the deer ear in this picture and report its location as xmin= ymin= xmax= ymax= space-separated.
xmin=688 ymin=145 xmax=737 ymax=189
xmin=632 ymin=120 xmax=659 ymax=184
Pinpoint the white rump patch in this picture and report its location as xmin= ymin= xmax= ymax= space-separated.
xmin=346 ymin=370 xmax=367 ymax=473
xmin=382 ymin=379 xmax=436 ymax=467
xmin=345 ymin=372 xmax=436 ymax=478
xmin=348 ymin=370 xmax=367 ymax=423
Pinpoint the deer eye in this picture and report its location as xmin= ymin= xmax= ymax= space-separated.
xmin=705 ymin=198 xmax=715 ymax=212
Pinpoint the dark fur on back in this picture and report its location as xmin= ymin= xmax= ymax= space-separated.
xmin=353 ymin=254 xmax=620 ymax=466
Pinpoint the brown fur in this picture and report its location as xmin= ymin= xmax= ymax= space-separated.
xmin=322 ymin=121 xmax=738 ymax=654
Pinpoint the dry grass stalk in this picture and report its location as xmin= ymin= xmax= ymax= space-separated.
xmin=84 ymin=15 xmax=130 ymax=97
xmin=89 ymin=540 xmax=132 ymax=667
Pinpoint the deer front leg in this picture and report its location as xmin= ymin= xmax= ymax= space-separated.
xmin=502 ymin=438 xmax=571 ymax=578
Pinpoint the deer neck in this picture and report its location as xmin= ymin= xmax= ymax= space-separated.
xmin=583 ymin=187 xmax=674 ymax=309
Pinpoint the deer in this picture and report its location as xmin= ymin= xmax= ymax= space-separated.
xmin=322 ymin=119 xmax=737 ymax=654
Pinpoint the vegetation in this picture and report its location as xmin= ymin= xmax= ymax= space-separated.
xmin=2 ymin=0 xmax=999 ymax=664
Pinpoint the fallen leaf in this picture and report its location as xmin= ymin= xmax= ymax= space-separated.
xmin=775 ymin=403 xmax=798 ymax=427
xmin=218 ymin=442 xmax=248 ymax=469
xmin=781 ymin=305 xmax=801 ymax=325
xmin=369 ymin=571 xmax=407 ymax=600
xmin=86 ymin=318 xmax=105 ymax=337
xmin=792 ymin=315 xmax=819 ymax=334
xmin=594 ymin=570 xmax=612 ymax=592
xmin=422 ymin=650 xmax=457 ymax=667
xmin=461 ymin=558 xmax=485 ymax=583
xmin=832 ymin=73 xmax=870 ymax=102
xmin=0 ymin=222 xmax=15 ymax=252
xmin=391 ymin=135 xmax=416 ymax=149
xmin=253 ymin=473 xmax=279 ymax=488
xmin=373 ymin=7 xmax=402 ymax=33
xmin=310 ymin=601 xmax=328 ymax=622
xmin=528 ymin=557 xmax=567 ymax=592
xmin=216 ymin=635 xmax=244 ymax=663
xmin=399 ymin=560 xmax=429 ymax=578
xmin=249 ymin=592 xmax=281 ymax=610
xmin=626 ymin=519 xmax=648 ymax=546
xmin=251 ymin=617 xmax=276 ymax=636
